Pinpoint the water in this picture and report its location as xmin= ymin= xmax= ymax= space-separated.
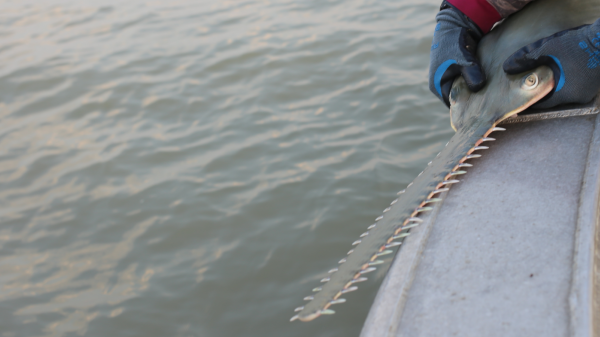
xmin=0 ymin=0 xmax=451 ymax=336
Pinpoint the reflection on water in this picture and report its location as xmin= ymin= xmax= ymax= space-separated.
xmin=0 ymin=0 xmax=450 ymax=335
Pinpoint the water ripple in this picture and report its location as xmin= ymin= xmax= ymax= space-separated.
xmin=0 ymin=0 xmax=449 ymax=336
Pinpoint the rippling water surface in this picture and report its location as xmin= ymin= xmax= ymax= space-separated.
xmin=0 ymin=0 xmax=452 ymax=335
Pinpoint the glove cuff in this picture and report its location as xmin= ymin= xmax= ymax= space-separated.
xmin=445 ymin=0 xmax=502 ymax=34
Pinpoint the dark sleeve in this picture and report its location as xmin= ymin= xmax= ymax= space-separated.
xmin=446 ymin=0 xmax=535 ymax=33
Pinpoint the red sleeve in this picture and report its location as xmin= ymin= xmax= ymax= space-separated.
xmin=447 ymin=0 xmax=503 ymax=34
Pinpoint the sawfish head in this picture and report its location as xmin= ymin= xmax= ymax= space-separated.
xmin=449 ymin=66 xmax=554 ymax=132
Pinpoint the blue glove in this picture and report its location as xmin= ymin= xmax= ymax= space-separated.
xmin=429 ymin=2 xmax=486 ymax=107
xmin=504 ymin=18 xmax=600 ymax=109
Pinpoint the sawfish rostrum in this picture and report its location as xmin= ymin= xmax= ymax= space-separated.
xmin=292 ymin=0 xmax=600 ymax=322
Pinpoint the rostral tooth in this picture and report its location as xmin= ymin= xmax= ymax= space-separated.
xmin=472 ymin=146 xmax=489 ymax=151
xmin=341 ymin=286 xmax=358 ymax=294
xmin=441 ymin=180 xmax=460 ymax=185
xmin=431 ymin=188 xmax=449 ymax=195
xmin=376 ymin=250 xmax=393 ymax=256
xmin=350 ymin=277 xmax=368 ymax=283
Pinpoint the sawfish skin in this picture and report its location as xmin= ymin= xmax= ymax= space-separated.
xmin=292 ymin=0 xmax=600 ymax=323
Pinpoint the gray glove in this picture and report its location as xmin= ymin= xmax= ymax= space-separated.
xmin=504 ymin=18 xmax=600 ymax=109
xmin=429 ymin=2 xmax=486 ymax=107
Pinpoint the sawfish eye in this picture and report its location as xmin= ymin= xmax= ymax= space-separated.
xmin=522 ymin=73 xmax=538 ymax=90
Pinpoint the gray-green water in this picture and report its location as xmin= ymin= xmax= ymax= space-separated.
xmin=0 ymin=0 xmax=452 ymax=335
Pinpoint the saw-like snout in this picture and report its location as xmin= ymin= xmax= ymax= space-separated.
xmin=292 ymin=66 xmax=554 ymax=323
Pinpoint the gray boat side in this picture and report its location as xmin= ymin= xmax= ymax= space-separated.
xmin=361 ymin=104 xmax=600 ymax=337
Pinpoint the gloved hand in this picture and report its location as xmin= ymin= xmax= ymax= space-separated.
xmin=504 ymin=18 xmax=600 ymax=109
xmin=429 ymin=2 xmax=486 ymax=107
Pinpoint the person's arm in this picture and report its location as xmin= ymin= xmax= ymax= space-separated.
xmin=429 ymin=0 xmax=535 ymax=106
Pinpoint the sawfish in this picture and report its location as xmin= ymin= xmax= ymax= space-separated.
xmin=291 ymin=0 xmax=600 ymax=322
